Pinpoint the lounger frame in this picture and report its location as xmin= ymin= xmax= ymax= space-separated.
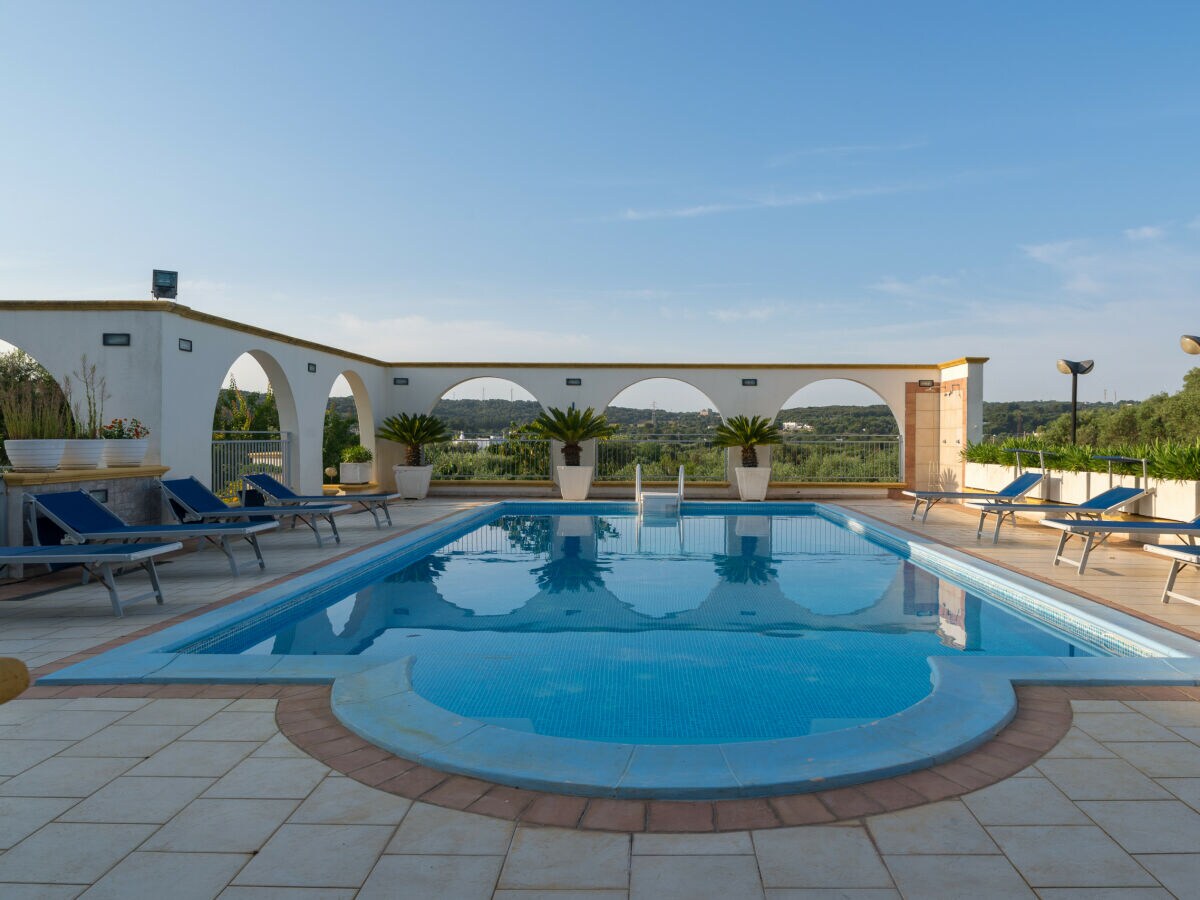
xmin=242 ymin=473 xmax=399 ymax=529
xmin=1043 ymin=519 xmax=1200 ymax=574
xmin=0 ymin=543 xmax=181 ymax=616
xmin=1145 ymin=544 xmax=1200 ymax=607
xmin=968 ymin=487 xmax=1149 ymax=547
xmin=902 ymin=472 xmax=1044 ymax=525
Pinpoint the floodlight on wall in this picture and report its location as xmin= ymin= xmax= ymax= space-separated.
xmin=307 ymin=363 xmax=317 ymax=373
xmin=565 ymin=378 xmax=582 ymax=386
xmin=151 ymin=269 xmax=178 ymax=299
xmin=741 ymin=378 xmax=758 ymax=387
xmin=918 ymin=379 xmax=935 ymax=388
xmin=178 ymin=338 xmax=193 ymax=352
xmin=1056 ymin=358 xmax=1095 ymax=444
xmin=1181 ymin=335 xmax=1200 ymax=355
xmin=102 ymin=333 xmax=131 ymax=346
xmin=393 ymin=377 xmax=409 ymax=385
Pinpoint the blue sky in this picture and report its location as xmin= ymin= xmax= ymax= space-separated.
xmin=2 ymin=1 xmax=1199 ymax=409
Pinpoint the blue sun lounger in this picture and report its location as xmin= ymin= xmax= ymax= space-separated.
xmin=0 ymin=542 xmax=181 ymax=616
xmin=243 ymin=472 xmax=400 ymax=528
xmin=162 ymin=477 xmax=351 ymax=548
xmin=1145 ymin=544 xmax=1200 ymax=607
xmin=902 ymin=471 xmax=1044 ymax=524
xmin=967 ymin=485 xmax=1148 ymax=546
xmin=1040 ymin=512 xmax=1200 ymax=574
xmin=26 ymin=490 xmax=276 ymax=576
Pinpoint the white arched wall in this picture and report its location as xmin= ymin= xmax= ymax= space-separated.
xmin=423 ymin=375 xmax=547 ymax=416
xmin=328 ymin=369 xmax=377 ymax=456
xmin=773 ymin=377 xmax=903 ymax=432
xmin=600 ymin=376 xmax=725 ymax=419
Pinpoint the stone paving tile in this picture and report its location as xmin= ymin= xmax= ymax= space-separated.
xmin=1107 ymin=740 xmax=1200 ymax=777
xmin=202 ymin=756 xmax=329 ymax=799
xmin=1077 ymin=799 xmax=1200 ymax=853
xmin=250 ymin=733 xmax=309 ymax=759
xmin=987 ymin=825 xmax=1158 ymax=887
xmin=288 ymin=775 xmax=412 ymax=825
xmin=59 ymin=698 xmax=151 ymax=712
xmin=1132 ymin=854 xmax=1200 ymax=899
xmin=58 ymin=724 xmax=191 ymax=759
xmin=0 ymin=822 xmax=156 ymax=884
xmin=493 ymin=892 xmax=628 ymax=900
xmin=632 ymin=831 xmax=754 ymax=855
xmin=866 ymin=799 xmax=999 ymax=854
xmin=0 ymin=739 xmax=74 ymax=777
xmin=77 ymin=851 xmax=249 ymax=900
xmin=1069 ymin=700 xmax=1131 ymax=713
xmin=218 ymin=889 xmax=356 ymax=900
xmin=2 ymin=710 xmax=128 ymax=741
xmin=1158 ymin=776 xmax=1200 ymax=812
xmin=499 ymin=828 xmax=631 ymax=890
xmin=185 ymin=711 xmax=281 ymax=742
xmin=961 ymin=776 xmax=1091 ymax=826
xmin=232 ymin=823 xmax=395 ymax=888
xmin=1126 ymin=700 xmax=1200 ymax=727
xmin=142 ymin=798 xmax=301 ymax=853
xmin=1042 ymin=727 xmax=1118 ymax=759
xmin=630 ymin=854 xmax=763 ymax=899
xmin=0 ymin=756 xmax=139 ymax=798
xmin=1035 ymin=758 xmax=1174 ymax=801
xmin=882 ymin=853 xmax=1035 ymax=899
xmin=358 ymin=854 xmax=504 ymax=900
xmin=118 ymin=699 xmax=232 ymax=726
xmin=1035 ymin=889 xmax=1174 ymax=899
xmin=1073 ymin=713 xmax=1183 ymax=743
xmin=0 ymin=885 xmax=84 ymax=899
xmin=125 ymin=739 xmax=259 ymax=777
xmin=761 ymin=892 xmax=900 ymax=899
xmin=58 ymin=775 xmax=213 ymax=824
xmin=386 ymin=802 xmax=514 ymax=855
xmin=752 ymin=826 xmax=893 ymax=889
xmin=0 ymin=797 xmax=79 ymax=849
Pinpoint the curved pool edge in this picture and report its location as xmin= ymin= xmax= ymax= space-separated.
xmin=327 ymin=655 xmax=1199 ymax=801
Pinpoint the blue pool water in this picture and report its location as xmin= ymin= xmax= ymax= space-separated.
xmin=196 ymin=511 xmax=1106 ymax=744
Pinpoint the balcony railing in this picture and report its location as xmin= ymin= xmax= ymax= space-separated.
xmin=211 ymin=431 xmax=291 ymax=500
xmin=425 ymin=436 xmax=552 ymax=481
xmin=771 ymin=435 xmax=902 ymax=483
xmin=595 ymin=435 xmax=725 ymax=482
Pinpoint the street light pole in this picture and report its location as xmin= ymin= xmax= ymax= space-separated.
xmin=1056 ymin=359 xmax=1095 ymax=445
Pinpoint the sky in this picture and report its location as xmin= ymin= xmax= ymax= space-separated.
xmin=2 ymin=1 xmax=1199 ymax=411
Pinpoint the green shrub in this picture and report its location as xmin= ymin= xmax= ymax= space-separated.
xmin=341 ymin=444 xmax=373 ymax=463
xmin=962 ymin=437 xmax=1200 ymax=481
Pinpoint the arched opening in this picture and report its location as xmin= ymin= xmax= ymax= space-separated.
xmin=210 ymin=351 xmax=299 ymax=498
xmin=425 ymin=377 xmax=548 ymax=481
xmin=598 ymin=378 xmax=724 ymax=482
xmin=0 ymin=340 xmax=72 ymax=466
xmin=323 ymin=370 xmax=376 ymax=484
xmin=772 ymin=379 xmax=902 ymax=483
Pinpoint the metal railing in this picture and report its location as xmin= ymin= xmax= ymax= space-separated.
xmin=771 ymin=435 xmax=902 ymax=483
xmin=425 ymin=436 xmax=552 ymax=481
xmin=595 ymin=435 xmax=725 ymax=482
xmin=211 ymin=431 xmax=291 ymax=500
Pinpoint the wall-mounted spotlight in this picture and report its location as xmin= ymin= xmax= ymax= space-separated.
xmin=1181 ymin=335 xmax=1200 ymax=355
xmin=393 ymin=377 xmax=409 ymax=386
xmin=741 ymin=378 xmax=758 ymax=387
xmin=918 ymin=379 xmax=935 ymax=388
xmin=151 ymin=269 xmax=178 ymax=299
xmin=307 ymin=363 xmax=317 ymax=373
xmin=178 ymin=338 xmax=193 ymax=352
xmin=102 ymin=333 xmax=131 ymax=347
xmin=565 ymin=378 xmax=582 ymax=386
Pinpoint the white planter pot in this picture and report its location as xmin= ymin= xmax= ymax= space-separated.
xmin=1140 ymin=479 xmax=1200 ymax=522
xmin=60 ymin=439 xmax=106 ymax=470
xmin=3 ymin=439 xmax=65 ymax=472
xmin=339 ymin=462 xmax=373 ymax=484
xmin=556 ymin=465 xmax=593 ymax=501
xmin=393 ymin=465 xmax=433 ymax=500
xmin=734 ymin=467 xmax=771 ymax=501
xmin=103 ymin=439 xmax=148 ymax=467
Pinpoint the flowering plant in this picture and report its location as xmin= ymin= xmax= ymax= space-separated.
xmin=100 ymin=417 xmax=150 ymax=440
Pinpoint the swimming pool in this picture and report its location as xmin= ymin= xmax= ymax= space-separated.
xmin=190 ymin=509 xmax=1103 ymax=744
xmin=44 ymin=501 xmax=1200 ymax=798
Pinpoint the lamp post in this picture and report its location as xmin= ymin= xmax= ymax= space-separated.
xmin=1182 ymin=335 xmax=1200 ymax=355
xmin=1056 ymin=359 xmax=1094 ymax=445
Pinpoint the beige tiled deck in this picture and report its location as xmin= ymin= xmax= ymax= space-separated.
xmin=1 ymin=496 xmax=1199 ymax=897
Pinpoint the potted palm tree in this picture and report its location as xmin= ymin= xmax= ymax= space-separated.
xmin=529 ymin=406 xmax=617 ymax=500
xmin=713 ymin=414 xmax=782 ymax=501
xmin=378 ymin=412 xmax=450 ymax=499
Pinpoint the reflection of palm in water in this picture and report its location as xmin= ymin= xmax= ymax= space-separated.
xmin=532 ymin=535 xmax=612 ymax=594
xmin=389 ymin=555 xmax=448 ymax=584
xmin=712 ymin=535 xmax=779 ymax=585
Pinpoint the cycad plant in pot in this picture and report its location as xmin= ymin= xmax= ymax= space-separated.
xmin=60 ymin=355 xmax=110 ymax=469
xmin=529 ymin=406 xmax=617 ymax=500
xmin=378 ymin=413 xmax=449 ymax=499
xmin=0 ymin=380 xmax=69 ymax=471
xmin=339 ymin=444 xmax=374 ymax=485
xmin=713 ymin=415 xmax=782 ymax=501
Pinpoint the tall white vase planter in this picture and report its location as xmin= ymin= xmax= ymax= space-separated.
xmin=3 ymin=439 xmax=65 ymax=472
xmin=557 ymin=466 xmax=594 ymax=501
xmin=393 ymin=465 xmax=433 ymax=500
xmin=60 ymin=439 xmax=106 ymax=469
xmin=103 ymin=439 xmax=149 ymax=467
xmin=734 ymin=467 xmax=771 ymax=501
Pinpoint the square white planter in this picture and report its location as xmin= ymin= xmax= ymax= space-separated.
xmin=339 ymin=462 xmax=373 ymax=484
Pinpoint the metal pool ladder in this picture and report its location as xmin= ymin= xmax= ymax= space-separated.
xmin=635 ymin=464 xmax=685 ymax=551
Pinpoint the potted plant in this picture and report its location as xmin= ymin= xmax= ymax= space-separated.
xmin=378 ymin=412 xmax=450 ymax=499
xmin=339 ymin=444 xmax=374 ymax=484
xmin=100 ymin=417 xmax=150 ymax=466
xmin=529 ymin=406 xmax=618 ymax=500
xmin=713 ymin=414 xmax=782 ymax=501
xmin=60 ymin=355 xmax=110 ymax=469
xmin=0 ymin=380 xmax=68 ymax=471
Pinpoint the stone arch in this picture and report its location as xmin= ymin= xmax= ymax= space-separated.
xmin=774 ymin=378 xmax=902 ymax=434
xmin=599 ymin=377 xmax=724 ymax=421
xmin=325 ymin=368 xmax=376 ymax=455
xmin=428 ymin=376 xmax=545 ymax=423
xmin=209 ymin=350 xmax=301 ymax=493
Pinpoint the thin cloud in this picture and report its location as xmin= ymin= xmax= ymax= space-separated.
xmin=869 ymin=274 xmax=957 ymax=297
xmin=767 ymin=140 xmax=927 ymax=167
xmin=1124 ymin=225 xmax=1165 ymax=241
xmin=709 ymin=305 xmax=780 ymax=323
xmin=614 ymin=183 xmax=920 ymax=222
